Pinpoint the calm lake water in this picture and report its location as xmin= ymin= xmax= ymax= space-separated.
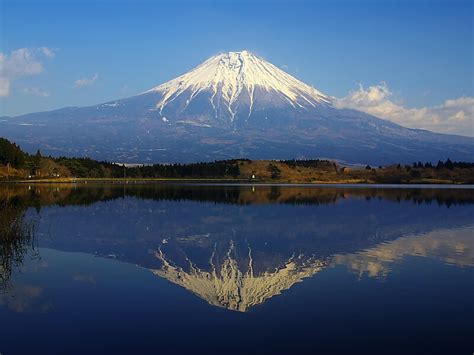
xmin=0 ymin=184 xmax=473 ymax=354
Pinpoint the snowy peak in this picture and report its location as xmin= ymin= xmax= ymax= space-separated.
xmin=152 ymin=243 xmax=327 ymax=312
xmin=146 ymin=51 xmax=332 ymax=121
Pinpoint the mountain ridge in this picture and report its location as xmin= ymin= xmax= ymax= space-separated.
xmin=0 ymin=50 xmax=472 ymax=164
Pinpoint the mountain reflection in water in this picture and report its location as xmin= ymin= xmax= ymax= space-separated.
xmin=0 ymin=184 xmax=473 ymax=312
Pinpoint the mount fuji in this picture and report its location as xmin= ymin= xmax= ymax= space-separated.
xmin=1 ymin=50 xmax=472 ymax=164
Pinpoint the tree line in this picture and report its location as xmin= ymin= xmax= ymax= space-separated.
xmin=0 ymin=137 xmax=472 ymax=180
xmin=411 ymin=159 xmax=474 ymax=170
xmin=1 ymin=137 xmax=241 ymax=178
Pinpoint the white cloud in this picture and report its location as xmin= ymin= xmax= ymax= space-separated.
xmin=39 ymin=47 xmax=56 ymax=59
xmin=335 ymin=82 xmax=474 ymax=137
xmin=0 ymin=77 xmax=10 ymax=97
xmin=21 ymin=87 xmax=50 ymax=97
xmin=74 ymin=73 xmax=98 ymax=88
xmin=0 ymin=47 xmax=56 ymax=98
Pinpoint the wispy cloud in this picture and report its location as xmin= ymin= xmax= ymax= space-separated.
xmin=0 ymin=47 xmax=56 ymax=97
xmin=0 ymin=77 xmax=10 ymax=97
xmin=335 ymin=82 xmax=474 ymax=137
xmin=39 ymin=47 xmax=56 ymax=59
xmin=21 ymin=87 xmax=50 ymax=97
xmin=74 ymin=73 xmax=99 ymax=88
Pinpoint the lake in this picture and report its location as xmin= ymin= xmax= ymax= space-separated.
xmin=0 ymin=184 xmax=473 ymax=354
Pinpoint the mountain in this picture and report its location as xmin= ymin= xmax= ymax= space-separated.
xmin=1 ymin=50 xmax=472 ymax=164
xmin=146 ymin=50 xmax=332 ymax=125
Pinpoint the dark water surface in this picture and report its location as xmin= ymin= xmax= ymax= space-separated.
xmin=0 ymin=184 xmax=473 ymax=354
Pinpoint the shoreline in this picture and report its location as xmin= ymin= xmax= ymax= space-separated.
xmin=1 ymin=177 xmax=473 ymax=187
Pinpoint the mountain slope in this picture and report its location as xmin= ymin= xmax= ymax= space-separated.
xmin=146 ymin=50 xmax=331 ymax=124
xmin=0 ymin=51 xmax=472 ymax=164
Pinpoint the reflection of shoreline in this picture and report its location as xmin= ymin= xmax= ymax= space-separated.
xmin=1 ymin=184 xmax=474 ymax=208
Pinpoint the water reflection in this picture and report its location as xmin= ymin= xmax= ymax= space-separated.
xmin=0 ymin=283 xmax=52 ymax=313
xmin=1 ymin=183 xmax=474 ymax=207
xmin=333 ymin=226 xmax=474 ymax=278
xmin=0 ymin=184 xmax=473 ymax=312
xmin=0 ymin=197 xmax=38 ymax=291
xmin=153 ymin=241 xmax=328 ymax=312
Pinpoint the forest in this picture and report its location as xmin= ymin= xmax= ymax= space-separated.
xmin=1 ymin=137 xmax=473 ymax=184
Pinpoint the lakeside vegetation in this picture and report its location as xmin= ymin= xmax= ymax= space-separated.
xmin=0 ymin=196 xmax=38 ymax=290
xmin=1 ymin=137 xmax=473 ymax=184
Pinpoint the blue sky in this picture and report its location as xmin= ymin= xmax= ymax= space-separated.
xmin=0 ymin=0 xmax=472 ymax=134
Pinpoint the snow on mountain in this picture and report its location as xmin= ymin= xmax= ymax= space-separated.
xmin=153 ymin=245 xmax=326 ymax=312
xmin=145 ymin=50 xmax=332 ymax=122
xmin=0 ymin=50 xmax=473 ymax=164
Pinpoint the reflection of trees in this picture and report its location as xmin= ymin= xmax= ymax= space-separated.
xmin=0 ymin=199 xmax=38 ymax=290
xmin=1 ymin=184 xmax=473 ymax=208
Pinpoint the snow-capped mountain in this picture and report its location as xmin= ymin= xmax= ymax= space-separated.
xmin=0 ymin=50 xmax=473 ymax=164
xmin=145 ymin=50 xmax=331 ymax=124
xmin=152 ymin=243 xmax=327 ymax=312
